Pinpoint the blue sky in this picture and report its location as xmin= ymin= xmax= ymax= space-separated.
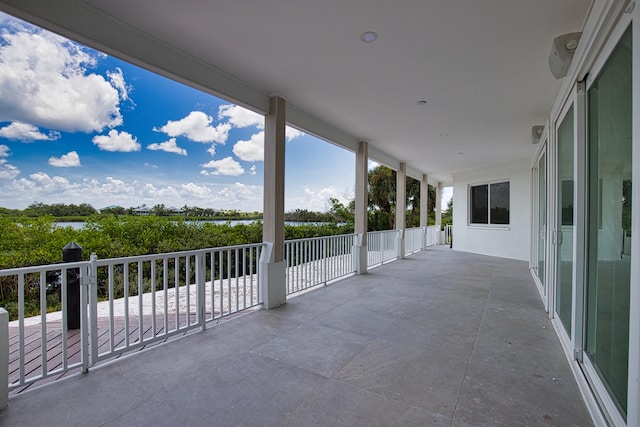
xmin=0 ymin=12 xmax=356 ymax=212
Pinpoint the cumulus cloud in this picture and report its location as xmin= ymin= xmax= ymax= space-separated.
xmin=218 ymin=104 xmax=263 ymax=128
xmin=201 ymin=156 xmax=245 ymax=176
xmin=147 ymin=138 xmax=187 ymax=156
xmin=49 ymin=151 xmax=80 ymax=167
xmin=233 ymin=131 xmax=264 ymax=162
xmin=286 ymin=187 xmax=348 ymax=212
xmin=0 ymin=26 xmax=127 ymax=132
xmin=107 ymin=68 xmax=130 ymax=101
xmin=181 ymin=182 xmax=213 ymax=199
xmin=93 ymin=130 xmax=141 ymax=152
xmin=155 ymin=111 xmax=230 ymax=143
xmin=207 ymin=145 xmax=216 ymax=156
xmin=0 ymin=122 xmax=60 ymax=142
xmin=249 ymin=165 xmax=257 ymax=175
xmin=217 ymin=182 xmax=261 ymax=202
xmin=0 ymin=144 xmax=19 ymax=179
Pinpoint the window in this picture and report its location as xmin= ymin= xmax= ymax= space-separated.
xmin=469 ymin=181 xmax=510 ymax=225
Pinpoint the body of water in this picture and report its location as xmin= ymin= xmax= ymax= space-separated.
xmin=55 ymin=220 xmax=340 ymax=229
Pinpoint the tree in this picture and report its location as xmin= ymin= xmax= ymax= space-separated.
xmin=368 ymin=166 xmax=396 ymax=229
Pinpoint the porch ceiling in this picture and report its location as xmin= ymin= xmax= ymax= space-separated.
xmin=0 ymin=0 xmax=591 ymax=182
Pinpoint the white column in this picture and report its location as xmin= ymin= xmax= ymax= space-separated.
xmin=0 ymin=308 xmax=8 ymax=410
xmin=420 ymin=174 xmax=429 ymax=250
xmin=354 ymin=141 xmax=368 ymax=274
xmin=436 ymin=182 xmax=442 ymax=244
xmin=396 ymin=163 xmax=407 ymax=258
xmin=260 ymin=96 xmax=287 ymax=309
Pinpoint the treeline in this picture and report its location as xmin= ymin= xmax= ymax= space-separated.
xmin=0 ymin=215 xmax=352 ymax=269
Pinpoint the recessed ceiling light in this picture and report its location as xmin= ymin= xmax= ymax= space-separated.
xmin=440 ymin=133 xmax=449 ymax=137
xmin=457 ymin=152 xmax=464 ymax=155
xmin=360 ymin=31 xmax=378 ymax=43
xmin=416 ymin=100 xmax=427 ymax=105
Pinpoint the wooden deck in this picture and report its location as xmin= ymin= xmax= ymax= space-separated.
xmin=7 ymin=312 xmax=207 ymax=396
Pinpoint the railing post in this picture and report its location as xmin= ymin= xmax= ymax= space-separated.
xmin=322 ymin=239 xmax=328 ymax=285
xmin=0 ymin=307 xmax=8 ymax=410
xmin=196 ymin=252 xmax=206 ymax=330
xmin=421 ymin=226 xmax=427 ymax=251
xmin=62 ymin=242 xmax=82 ymax=330
xmin=87 ymin=253 xmax=98 ymax=366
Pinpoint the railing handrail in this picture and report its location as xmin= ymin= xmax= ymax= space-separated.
xmin=284 ymin=233 xmax=355 ymax=244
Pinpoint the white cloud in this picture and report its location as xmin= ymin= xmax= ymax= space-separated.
xmin=107 ymin=67 xmax=130 ymax=101
xmin=181 ymin=182 xmax=213 ymax=199
xmin=217 ymin=182 xmax=261 ymax=202
xmin=249 ymin=165 xmax=257 ymax=175
xmin=155 ymin=111 xmax=230 ymax=143
xmin=49 ymin=151 xmax=80 ymax=167
xmin=141 ymin=183 xmax=179 ymax=199
xmin=0 ymin=122 xmax=60 ymax=142
xmin=285 ymin=187 xmax=348 ymax=212
xmin=233 ymin=131 xmax=264 ymax=162
xmin=93 ymin=129 xmax=141 ymax=152
xmin=218 ymin=104 xmax=263 ymax=128
xmin=201 ymin=156 xmax=245 ymax=176
xmin=207 ymin=145 xmax=216 ymax=156
xmin=286 ymin=127 xmax=304 ymax=141
xmin=147 ymin=138 xmax=187 ymax=156
xmin=0 ymin=144 xmax=19 ymax=179
xmin=0 ymin=162 xmax=19 ymax=179
xmin=0 ymin=27 xmax=126 ymax=132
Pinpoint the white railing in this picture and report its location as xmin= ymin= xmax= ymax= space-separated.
xmin=285 ymin=234 xmax=355 ymax=295
xmin=1 ymin=243 xmax=263 ymax=392
xmin=444 ymin=224 xmax=453 ymax=245
xmin=405 ymin=228 xmax=423 ymax=255
xmin=2 ymin=229 xmax=438 ymax=396
xmin=367 ymin=230 xmax=399 ymax=267
xmin=426 ymin=225 xmax=439 ymax=247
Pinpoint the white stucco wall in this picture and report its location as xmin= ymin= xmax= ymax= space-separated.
xmin=452 ymin=157 xmax=531 ymax=261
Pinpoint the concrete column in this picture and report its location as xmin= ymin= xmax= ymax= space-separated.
xmin=0 ymin=307 xmax=7 ymax=410
xmin=396 ymin=163 xmax=407 ymax=258
xmin=354 ymin=141 xmax=368 ymax=274
xmin=420 ymin=174 xmax=429 ymax=250
xmin=260 ymin=96 xmax=287 ymax=309
xmin=436 ymin=182 xmax=442 ymax=244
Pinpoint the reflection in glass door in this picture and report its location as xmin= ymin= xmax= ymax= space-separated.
xmin=556 ymin=105 xmax=574 ymax=336
xmin=537 ymin=152 xmax=547 ymax=295
xmin=585 ymin=26 xmax=632 ymax=417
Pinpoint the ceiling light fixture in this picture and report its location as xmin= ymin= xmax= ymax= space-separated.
xmin=360 ymin=31 xmax=378 ymax=43
xmin=417 ymin=100 xmax=427 ymax=105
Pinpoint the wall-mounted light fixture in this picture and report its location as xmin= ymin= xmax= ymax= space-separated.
xmin=548 ymin=32 xmax=581 ymax=79
xmin=531 ymin=125 xmax=545 ymax=144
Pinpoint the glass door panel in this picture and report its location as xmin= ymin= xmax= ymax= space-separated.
xmin=538 ymin=152 xmax=547 ymax=291
xmin=585 ymin=26 xmax=632 ymax=416
xmin=556 ymin=105 xmax=574 ymax=335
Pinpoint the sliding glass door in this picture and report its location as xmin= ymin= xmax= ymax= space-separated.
xmin=556 ymin=104 xmax=575 ymax=336
xmin=585 ymin=25 xmax=632 ymax=417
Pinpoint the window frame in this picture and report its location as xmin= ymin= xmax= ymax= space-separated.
xmin=468 ymin=180 xmax=511 ymax=227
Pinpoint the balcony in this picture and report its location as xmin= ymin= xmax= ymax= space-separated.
xmin=0 ymin=244 xmax=593 ymax=426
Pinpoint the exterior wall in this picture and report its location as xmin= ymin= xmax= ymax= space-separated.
xmin=452 ymin=157 xmax=531 ymax=261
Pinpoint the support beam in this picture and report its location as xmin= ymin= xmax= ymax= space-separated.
xmin=420 ymin=174 xmax=429 ymax=250
xmin=396 ymin=163 xmax=407 ymax=258
xmin=436 ymin=182 xmax=442 ymax=244
xmin=260 ymin=96 xmax=287 ymax=309
xmin=354 ymin=141 xmax=369 ymax=274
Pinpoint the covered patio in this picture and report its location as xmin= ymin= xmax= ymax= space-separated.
xmin=0 ymin=247 xmax=593 ymax=426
